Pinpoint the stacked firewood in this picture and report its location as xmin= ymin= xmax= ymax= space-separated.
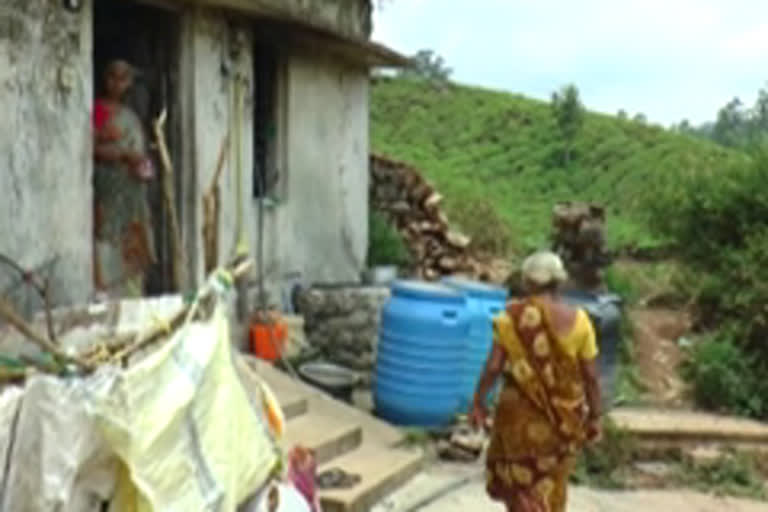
xmin=370 ymin=154 xmax=482 ymax=281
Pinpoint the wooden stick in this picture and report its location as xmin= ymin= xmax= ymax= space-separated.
xmin=209 ymin=132 xmax=230 ymax=192
xmin=41 ymin=278 xmax=57 ymax=344
xmin=203 ymin=134 xmax=230 ymax=274
xmin=0 ymin=298 xmax=90 ymax=370
xmin=0 ymin=253 xmax=58 ymax=343
xmin=111 ymin=259 xmax=253 ymax=364
xmin=152 ymin=109 xmax=185 ymax=291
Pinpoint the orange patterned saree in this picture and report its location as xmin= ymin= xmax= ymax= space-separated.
xmin=485 ymin=299 xmax=589 ymax=512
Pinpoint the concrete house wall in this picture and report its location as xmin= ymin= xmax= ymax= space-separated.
xmin=0 ymin=0 xmax=382 ymax=310
xmin=0 ymin=0 xmax=94 ymax=307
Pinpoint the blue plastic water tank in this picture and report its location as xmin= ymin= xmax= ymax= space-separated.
xmin=374 ymin=280 xmax=470 ymax=427
xmin=442 ymin=277 xmax=508 ymax=410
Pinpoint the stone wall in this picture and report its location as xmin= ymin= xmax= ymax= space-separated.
xmin=297 ymin=286 xmax=389 ymax=384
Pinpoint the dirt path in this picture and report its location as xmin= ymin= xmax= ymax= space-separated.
xmin=373 ymin=464 xmax=768 ymax=512
xmin=627 ymin=307 xmax=692 ymax=407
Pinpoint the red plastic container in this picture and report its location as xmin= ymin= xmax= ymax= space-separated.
xmin=249 ymin=321 xmax=287 ymax=361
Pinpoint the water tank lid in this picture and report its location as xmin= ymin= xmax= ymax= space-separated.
xmin=391 ymin=280 xmax=466 ymax=303
xmin=442 ymin=277 xmax=508 ymax=300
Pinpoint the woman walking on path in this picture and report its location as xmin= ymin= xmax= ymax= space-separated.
xmin=471 ymin=251 xmax=602 ymax=512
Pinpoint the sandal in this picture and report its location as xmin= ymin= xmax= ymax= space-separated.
xmin=316 ymin=468 xmax=362 ymax=489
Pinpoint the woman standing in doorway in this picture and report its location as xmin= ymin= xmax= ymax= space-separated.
xmin=92 ymin=59 xmax=155 ymax=298
xmin=471 ymin=251 xmax=602 ymax=512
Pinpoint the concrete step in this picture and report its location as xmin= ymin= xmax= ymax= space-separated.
xmin=319 ymin=445 xmax=426 ymax=512
xmin=609 ymin=407 xmax=768 ymax=458
xmin=235 ymin=355 xmax=308 ymax=419
xmin=279 ymin=389 xmax=309 ymax=420
xmin=242 ymin=356 xmax=427 ymax=512
xmin=282 ymin=412 xmax=363 ymax=466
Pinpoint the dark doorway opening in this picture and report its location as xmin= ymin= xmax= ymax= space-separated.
xmin=93 ymin=0 xmax=182 ymax=297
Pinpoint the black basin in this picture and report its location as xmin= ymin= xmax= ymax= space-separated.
xmin=298 ymin=362 xmax=360 ymax=403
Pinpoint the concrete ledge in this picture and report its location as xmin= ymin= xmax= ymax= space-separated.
xmin=610 ymin=408 xmax=768 ymax=443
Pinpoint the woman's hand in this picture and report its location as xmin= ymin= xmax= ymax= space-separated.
xmin=586 ymin=417 xmax=602 ymax=444
xmin=121 ymin=150 xmax=144 ymax=167
xmin=470 ymin=396 xmax=489 ymax=432
xmin=121 ymin=151 xmax=154 ymax=181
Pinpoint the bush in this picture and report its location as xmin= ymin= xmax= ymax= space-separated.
xmin=681 ymin=334 xmax=766 ymax=418
xmin=678 ymin=452 xmax=767 ymax=501
xmin=649 ymin=145 xmax=768 ymax=418
xmin=450 ymin=197 xmax=515 ymax=255
xmin=367 ymin=210 xmax=411 ymax=267
xmin=571 ymin=418 xmax=636 ymax=488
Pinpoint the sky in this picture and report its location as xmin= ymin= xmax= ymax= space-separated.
xmin=372 ymin=0 xmax=768 ymax=126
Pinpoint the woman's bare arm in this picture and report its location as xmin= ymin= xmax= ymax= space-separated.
xmin=474 ymin=344 xmax=506 ymax=405
xmin=580 ymin=359 xmax=602 ymax=420
xmin=94 ymin=143 xmax=122 ymax=162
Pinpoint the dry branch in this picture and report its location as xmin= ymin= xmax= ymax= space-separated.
xmin=203 ymin=134 xmax=230 ymax=274
xmin=107 ymin=259 xmax=253 ymax=365
xmin=153 ymin=108 xmax=184 ymax=291
xmin=0 ymin=298 xmax=90 ymax=371
xmin=0 ymin=253 xmax=58 ymax=343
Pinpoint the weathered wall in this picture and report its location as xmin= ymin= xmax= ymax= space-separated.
xmin=200 ymin=33 xmax=371 ymax=296
xmin=187 ymin=0 xmax=373 ymax=40
xmin=0 ymin=1 xmax=93 ymax=308
xmin=274 ymin=53 xmax=370 ymax=285
xmin=181 ymin=9 xmax=256 ymax=287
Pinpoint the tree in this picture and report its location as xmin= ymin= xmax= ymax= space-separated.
xmin=633 ymin=113 xmax=647 ymax=124
xmin=673 ymin=119 xmax=693 ymax=134
xmin=751 ymin=86 xmax=768 ymax=141
xmin=550 ymin=84 xmax=585 ymax=166
xmin=398 ymin=49 xmax=453 ymax=82
xmin=617 ymin=109 xmax=628 ymax=120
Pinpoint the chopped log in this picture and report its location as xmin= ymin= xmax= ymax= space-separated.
xmin=446 ymin=231 xmax=471 ymax=249
xmin=423 ymin=268 xmax=440 ymax=281
xmin=423 ymin=192 xmax=443 ymax=209
xmin=438 ymin=256 xmax=460 ymax=271
xmin=389 ymin=201 xmax=411 ymax=214
xmin=409 ymin=182 xmax=434 ymax=204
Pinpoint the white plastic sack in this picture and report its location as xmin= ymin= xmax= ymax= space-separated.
xmin=84 ymin=302 xmax=280 ymax=512
xmin=239 ymin=483 xmax=311 ymax=512
xmin=0 ymin=377 xmax=118 ymax=512
xmin=0 ymin=296 xmax=281 ymax=512
xmin=0 ymin=387 xmax=24 ymax=487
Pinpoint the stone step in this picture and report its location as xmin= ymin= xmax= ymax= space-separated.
xmin=244 ymin=356 xmax=426 ymax=511
xmin=279 ymin=390 xmax=309 ymax=420
xmin=319 ymin=445 xmax=426 ymax=512
xmin=610 ymin=407 xmax=768 ymax=443
xmin=236 ymin=356 xmax=309 ymax=419
xmin=282 ymin=412 xmax=363 ymax=466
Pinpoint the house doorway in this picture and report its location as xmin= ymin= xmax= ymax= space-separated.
xmin=93 ymin=0 xmax=182 ymax=297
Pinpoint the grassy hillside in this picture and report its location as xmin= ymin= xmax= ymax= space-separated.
xmin=370 ymin=77 xmax=748 ymax=254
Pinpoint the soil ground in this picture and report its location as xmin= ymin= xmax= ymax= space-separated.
xmin=626 ymin=307 xmax=692 ymax=407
